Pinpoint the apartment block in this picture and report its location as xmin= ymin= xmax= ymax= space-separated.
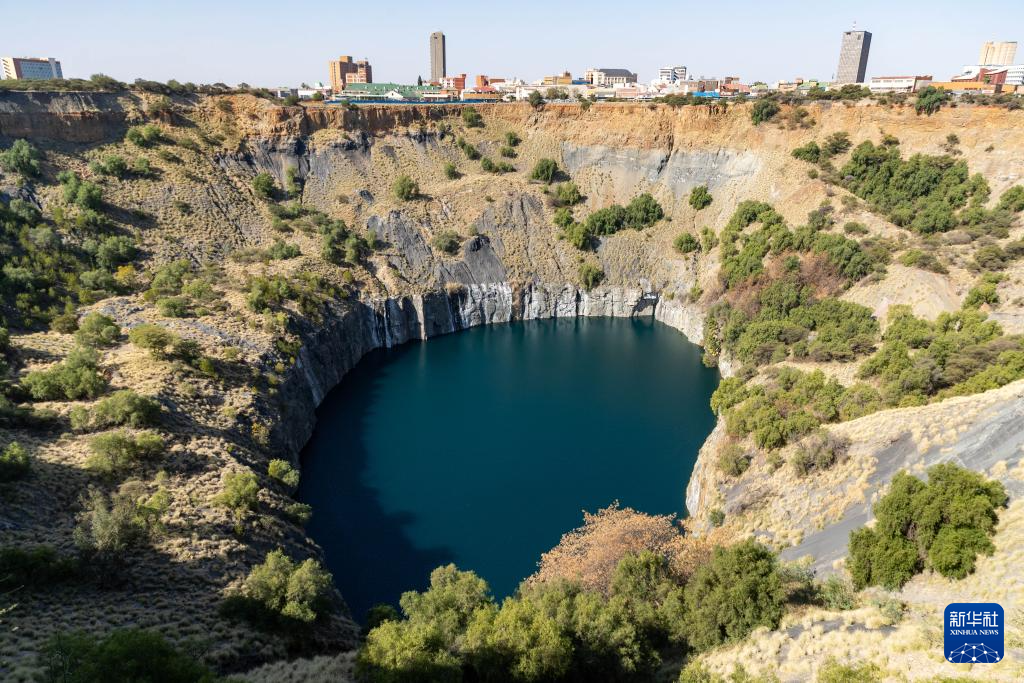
xmin=979 ymin=41 xmax=1017 ymax=66
xmin=1 ymin=56 xmax=63 ymax=80
xmin=328 ymin=56 xmax=372 ymax=93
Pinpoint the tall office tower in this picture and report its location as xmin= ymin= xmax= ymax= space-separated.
xmin=835 ymin=30 xmax=872 ymax=84
xmin=978 ymin=41 xmax=1018 ymax=66
xmin=430 ymin=32 xmax=446 ymax=83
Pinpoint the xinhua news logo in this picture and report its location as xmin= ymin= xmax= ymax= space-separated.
xmin=944 ymin=603 xmax=1004 ymax=664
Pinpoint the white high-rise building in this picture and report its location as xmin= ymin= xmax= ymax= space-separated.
xmin=658 ymin=66 xmax=688 ymax=82
xmin=978 ymin=41 xmax=1017 ymax=67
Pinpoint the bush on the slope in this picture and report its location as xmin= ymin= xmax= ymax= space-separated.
xmin=848 ymin=463 xmax=1007 ymax=589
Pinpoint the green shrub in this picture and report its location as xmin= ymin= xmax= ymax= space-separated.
xmin=252 ymin=172 xmax=277 ymax=199
xmin=0 ymin=442 xmax=31 ymax=481
xmin=431 ymin=231 xmax=462 ymax=255
xmin=392 ymin=174 xmax=419 ymax=201
xmin=915 ymin=86 xmax=948 ymax=115
xmin=443 ymin=162 xmax=459 ymax=179
xmin=504 ymin=131 xmax=521 ymax=147
xmin=791 ymin=430 xmax=849 ymax=477
xmin=157 ymin=296 xmax=191 ymax=317
xmin=0 ymin=139 xmax=42 ymax=179
xmin=997 ymin=185 xmax=1024 ymax=212
xmin=268 ymin=459 xmax=300 ymax=491
xmin=456 ymin=137 xmax=481 ymax=160
xmin=74 ymin=313 xmax=120 ymax=348
xmin=819 ymin=575 xmax=856 ymax=611
xmin=216 ymin=470 xmax=260 ymax=513
xmin=530 ymin=158 xmax=558 ymax=184
xmin=716 ymin=443 xmax=750 ymax=477
xmin=0 ymin=545 xmax=78 ymax=590
xmin=817 ymin=658 xmax=882 ymax=683
xmin=73 ymin=486 xmax=163 ymax=566
xmin=22 ymin=346 xmax=108 ymax=401
xmin=578 ymin=263 xmax=604 ymax=290
xmin=57 ymin=171 xmax=103 ymax=210
xmin=223 ymin=549 xmax=334 ymax=627
xmin=554 ymin=181 xmax=582 ymax=206
xmin=499 ymin=145 xmax=517 ymax=158
xmin=285 ymin=502 xmax=313 ymax=525
xmin=791 ymin=141 xmax=821 ymax=164
xmin=674 ymin=233 xmax=700 ymax=254
xmin=92 ymin=390 xmax=161 ymax=428
xmin=899 ymin=249 xmax=947 ymax=273
xmin=125 ymin=124 xmax=163 ymax=147
xmin=750 ymin=99 xmax=780 ymax=124
xmin=689 ymin=185 xmax=713 ymax=210
xmin=128 ymin=324 xmax=177 ymax=359
xmin=39 ymin=629 xmax=215 ymax=683
xmin=246 ymin=275 xmax=292 ymax=312
xmin=848 ymin=463 xmax=1007 ymax=589
xmin=461 ymin=107 xmax=484 ymax=128
xmin=86 ymin=431 xmax=164 ymax=477
xmin=683 ymin=540 xmax=785 ymax=651
xmin=91 ymin=154 xmax=128 ymax=178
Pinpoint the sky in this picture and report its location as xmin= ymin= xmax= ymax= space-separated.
xmin=2 ymin=0 xmax=1021 ymax=87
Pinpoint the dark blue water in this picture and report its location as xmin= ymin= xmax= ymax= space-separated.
xmin=297 ymin=316 xmax=719 ymax=622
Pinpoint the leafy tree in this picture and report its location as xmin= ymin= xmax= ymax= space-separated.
xmin=74 ymin=313 xmax=120 ymax=348
xmin=392 ymin=174 xmax=419 ymax=201
xmin=624 ymin=193 xmax=664 ymax=228
xmin=683 ymin=540 xmax=785 ymax=651
xmin=0 ymin=139 xmax=42 ymax=179
xmin=848 ymin=464 xmax=1007 ymax=589
xmin=252 ymin=172 xmax=277 ymax=199
xmin=527 ymin=90 xmax=545 ymax=109
xmin=39 ymin=629 xmax=217 ymax=683
xmin=57 ymin=171 xmax=103 ymax=210
xmin=689 ymin=185 xmax=713 ymax=210
xmin=915 ymin=86 xmax=948 ymax=115
xmin=791 ymin=141 xmax=821 ymax=164
xmin=22 ymin=346 xmax=107 ymax=400
xmin=92 ymin=390 xmax=161 ymax=428
xmin=228 ymin=549 xmax=334 ymax=625
xmin=750 ymin=99 xmax=780 ymax=125
xmin=530 ymin=158 xmax=558 ymax=184
xmin=86 ymin=431 xmax=164 ymax=478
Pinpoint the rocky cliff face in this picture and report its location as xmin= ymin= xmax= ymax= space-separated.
xmin=278 ymin=281 xmax=684 ymax=456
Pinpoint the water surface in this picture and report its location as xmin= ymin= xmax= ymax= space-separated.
xmin=298 ymin=316 xmax=719 ymax=621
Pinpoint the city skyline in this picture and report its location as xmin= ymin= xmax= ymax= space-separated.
xmin=2 ymin=0 xmax=1022 ymax=87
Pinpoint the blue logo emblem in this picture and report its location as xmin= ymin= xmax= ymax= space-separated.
xmin=944 ymin=603 xmax=1003 ymax=664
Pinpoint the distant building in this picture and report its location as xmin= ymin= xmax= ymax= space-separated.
xmin=658 ymin=66 xmax=687 ymax=82
xmin=440 ymin=73 xmax=466 ymax=91
xmin=543 ymin=71 xmax=573 ymax=86
xmin=1 ymin=56 xmax=63 ymax=80
xmin=835 ymin=30 xmax=871 ymax=84
xmin=328 ymin=56 xmax=372 ymax=93
xmin=430 ymin=32 xmax=446 ymax=83
xmin=979 ymin=41 xmax=1017 ymax=66
xmin=585 ymin=68 xmax=637 ymax=86
xmin=339 ymin=82 xmax=442 ymax=101
xmin=868 ymin=75 xmax=933 ymax=94
xmin=1007 ymin=65 xmax=1024 ymax=86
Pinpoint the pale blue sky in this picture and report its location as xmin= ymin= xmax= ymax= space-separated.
xmin=2 ymin=1 xmax=1020 ymax=86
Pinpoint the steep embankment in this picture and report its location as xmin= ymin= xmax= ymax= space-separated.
xmin=2 ymin=92 xmax=1024 ymax=681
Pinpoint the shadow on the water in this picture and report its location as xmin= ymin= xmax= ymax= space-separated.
xmin=297 ymin=343 xmax=456 ymax=623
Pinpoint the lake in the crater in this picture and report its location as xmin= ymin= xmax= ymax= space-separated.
xmin=297 ymin=316 xmax=719 ymax=621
